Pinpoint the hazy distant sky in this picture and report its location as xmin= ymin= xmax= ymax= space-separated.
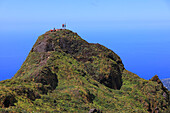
xmin=1 ymin=0 xmax=170 ymax=28
xmin=0 ymin=0 xmax=170 ymax=80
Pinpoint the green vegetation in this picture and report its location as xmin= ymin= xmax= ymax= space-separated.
xmin=0 ymin=29 xmax=169 ymax=112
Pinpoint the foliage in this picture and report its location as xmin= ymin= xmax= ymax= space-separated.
xmin=0 ymin=29 xmax=169 ymax=113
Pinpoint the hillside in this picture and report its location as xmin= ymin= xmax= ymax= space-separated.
xmin=0 ymin=29 xmax=169 ymax=113
xmin=161 ymin=78 xmax=170 ymax=91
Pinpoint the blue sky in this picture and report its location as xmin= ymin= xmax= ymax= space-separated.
xmin=0 ymin=0 xmax=170 ymax=81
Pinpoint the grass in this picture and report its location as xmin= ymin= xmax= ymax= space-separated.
xmin=0 ymin=29 xmax=169 ymax=112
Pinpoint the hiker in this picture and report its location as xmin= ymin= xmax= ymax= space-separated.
xmin=53 ymin=28 xmax=56 ymax=31
xmin=62 ymin=24 xmax=66 ymax=29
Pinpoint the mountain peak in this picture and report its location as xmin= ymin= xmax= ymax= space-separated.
xmin=31 ymin=29 xmax=87 ymax=53
xmin=1 ymin=29 xmax=169 ymax=112
xmin=14 ymin=29 xmax=124 ymax=90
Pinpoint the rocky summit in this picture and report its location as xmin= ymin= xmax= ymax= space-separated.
xmin=0 ymin=29 xmax=169 ymax=112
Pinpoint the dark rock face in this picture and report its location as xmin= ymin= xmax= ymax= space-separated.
xmin=0 ymin=93 xmax=17 ymax=108
xmin=33 ymin=38 xmax=54 ymax=52
xmin=34 ymin=67 xmax=58 ymax=90
xmin=30 ymin=30 xmax=124 ymax=90
xmin=100 ymin=64 xmax=122 ymax=89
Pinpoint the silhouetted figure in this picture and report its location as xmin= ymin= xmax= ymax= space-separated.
xmin=62 ymin=24 xmax=66 ymax=29
xmin=53 ymin=28 xmax=56 ymax=31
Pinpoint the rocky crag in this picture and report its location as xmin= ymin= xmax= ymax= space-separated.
xmin=0 ymin=29 xmax=169 ymax=112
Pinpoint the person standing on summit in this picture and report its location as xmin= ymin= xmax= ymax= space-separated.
xmin=62 ymin=24 xmax=66 ymax=29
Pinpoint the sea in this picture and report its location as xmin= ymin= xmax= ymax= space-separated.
xmin=0 ymin=23 xmax=170 ymax=81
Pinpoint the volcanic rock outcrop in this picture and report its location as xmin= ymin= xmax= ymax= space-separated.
xmin=0 ymin=29 xmax=169 ymax=112
xmin=14 ymin=29 xmax=124 ymax=90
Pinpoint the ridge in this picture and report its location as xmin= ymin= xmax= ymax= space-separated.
xmin=0 ymin=29 xmax=169 ymax=113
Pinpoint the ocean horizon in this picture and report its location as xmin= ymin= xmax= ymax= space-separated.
xmin=0 ymin=24 xmax=170 ymax=81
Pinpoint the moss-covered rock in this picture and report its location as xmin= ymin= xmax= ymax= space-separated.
xmin=0 ymin=29 xmax=169 ymax=112
xmin=0 ymin=92 xmax=17 ymax=108
xmin=14 ymin=29 xmax=124 ymax=90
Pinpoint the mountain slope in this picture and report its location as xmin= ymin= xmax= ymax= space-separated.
xmin=0 ymin=29 xmax=169 ymax=112
xmin=13 ymin=29 xmax=124 ymax=90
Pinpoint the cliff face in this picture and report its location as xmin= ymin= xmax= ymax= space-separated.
xmin=0 ymin=29 xmax=169 ymax=112
xmin=14 ymin=29 xmax=124 ymax=90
